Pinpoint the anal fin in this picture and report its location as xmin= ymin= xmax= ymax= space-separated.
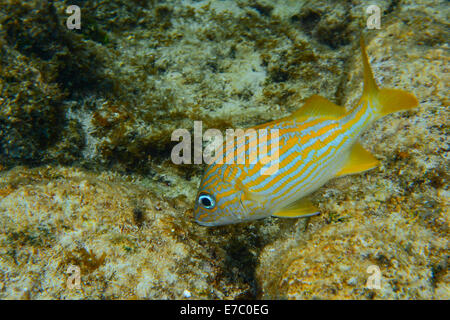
xmin=272 ymin=197 xmax=320 ymax=218
xmin=336 ymin=142 xmax=379 ymax=177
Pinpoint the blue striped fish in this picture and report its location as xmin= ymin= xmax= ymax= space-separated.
xmin=194 ymin=38 xmax=418 ymax=226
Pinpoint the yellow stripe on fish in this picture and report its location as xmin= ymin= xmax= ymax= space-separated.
xmin=194 ymin=37 xmax=418 ymax=226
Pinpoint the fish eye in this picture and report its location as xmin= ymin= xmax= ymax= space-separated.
xmin=198 ymin=193 xmax=215 ymax=209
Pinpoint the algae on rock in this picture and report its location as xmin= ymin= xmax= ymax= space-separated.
xmin=257 ymin=2 xmax=449 ymax=300
xmin=0 ymin=166 xmax=244 ymax=299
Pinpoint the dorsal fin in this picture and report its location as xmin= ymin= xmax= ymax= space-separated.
xmin=360 ymin=36 xmax=379 ymax=97
xmin=291 ymin=95 xmax=346 ymax=120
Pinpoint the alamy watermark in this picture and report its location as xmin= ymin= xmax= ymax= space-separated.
xmin=366 ymin=265 xmax=382 ymax=289
xmin=65 ymin=4 xmax=382 ymax=31
xmin=171 ymin=121 xmax=280 ymax=175
xmin=66 ymin=5 xmax=81 ymax=30
xmin=366 ymin=5 xmax=381 ymax=29
xmin=66 ymin=264 xmax=81 ymax=290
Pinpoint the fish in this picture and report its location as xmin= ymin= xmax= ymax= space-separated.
xmin=194 ymin=37 xmax=418 ymax=226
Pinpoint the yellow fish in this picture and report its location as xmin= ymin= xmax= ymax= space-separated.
xmin=194 ymin=38 xmax=418 ymax=226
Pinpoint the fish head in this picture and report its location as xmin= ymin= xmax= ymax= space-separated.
xmin=194 ymin=176 xmax=246 ymax=226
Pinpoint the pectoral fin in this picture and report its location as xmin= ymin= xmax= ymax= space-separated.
xmin=237 ymin=179 xmax=266 ymax=203
xmin=272 ymin=197 xmax=320 ymax=218
xmin=336 ymin=142 xmax=379 ymax=177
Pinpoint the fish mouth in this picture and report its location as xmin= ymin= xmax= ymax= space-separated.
xmin=193 ymin=211 xmax=217 ymax=226
xmin=194 ymin=206 xmax=243 ymax=227
xmin=193 ymin=206 xmax=220 ymax=226
xmin=194 ymin=214 xmax=239 ymax=227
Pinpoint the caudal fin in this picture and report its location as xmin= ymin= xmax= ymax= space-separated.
xmin=360 ymin=37 xmax=418 ymax=117
xmin=376 ymin=88 xmax=419 ymax=116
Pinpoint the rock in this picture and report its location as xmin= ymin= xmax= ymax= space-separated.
xmin=256 ymin=1 xmax=449 ymax=299
xmin=257 ymin=212 xmax=448 ymax=299
xmin=0 ymin=166 xmax=245 ymax=299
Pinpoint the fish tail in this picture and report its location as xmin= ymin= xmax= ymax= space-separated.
xmin=360 ymin=36 xmax=418 ymax=118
